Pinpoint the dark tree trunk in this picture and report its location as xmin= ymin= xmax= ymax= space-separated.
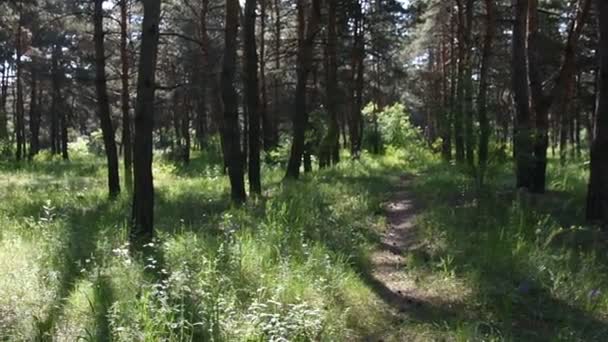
xmin=61 ymin=102 xmax=69 ymax=160
xmin=454 ymin=0 xmax=466 ymax=163
xmin=320 ymin=0 xmax=340 ymax=168
xmin=222 ymin=0 xmax=247 ymax=201
xmin=0 ymin=67 xmax=7 ymax=140
xmin=259 ymin=0 xmax=274 ymax=151
xmin=94 ymin=0 xmax=121 ymax=197
xmin=528 ymin=0 xmax=591 ymax=192
xmin=120 ymin=0 xmax=133 ymax=192
xmin=285 ymin=0 xmax=321 ymax=179
xmin=243 ymin=0 xmax=262 ymax=194
xmin=51 ymin=45 xmax=60 ymax=155
xmin=15 ymin=11 xmax=26 ymax=161
xmin=512 ymin=0 xmax=534 ymax=189
xmin=463 ymin=0 xmax=475 ymax=168
xmin=29 ymin=68 xmax=40 ymax=159
xmin=131 ymin=0 xmax=161 ymax=245
xmin=587 ymin=0 xmax=608 ymax=225
xmin=195 ymin=0 xmax=210 ymax=149
xmin=477 ymin=0 xmax=495 ymax=184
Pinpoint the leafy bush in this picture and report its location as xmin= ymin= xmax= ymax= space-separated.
xmin=362 ymin=102 xmax=422 ymax=152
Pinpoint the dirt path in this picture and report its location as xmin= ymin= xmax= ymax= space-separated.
xmin=367 ymin=175 xmax=425 ymax=312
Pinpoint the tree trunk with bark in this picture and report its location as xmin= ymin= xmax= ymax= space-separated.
xmin=222 ymin=0 xmax=247 ymax=201
xmin=29 ymin=67 xmax=40 ymax=158
xmin=478 ymin=0 xmax=495 ymax=183
xmin=243 ymin=0 xmax=262 ymax=194
xmin=586 ymin=0 xmax=608 ymax=225
xmin=94 ymin=0 xmax=121 ymax=197
xmin=15 ymin=11 xmax=26 ymax=161
xmin=512 ymin=0 xmax=534 ymax=189
xmin=320 ymin=0 xmax=340 ymax=168
xmin=285 ymin=0 xmax=321 ymax=179
xmin=120 ymin=0 xmax=133 ymax=192
xmin=131 ymin=0 xmax=162 ymax=245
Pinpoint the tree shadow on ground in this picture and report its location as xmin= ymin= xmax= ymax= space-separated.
xmin=34 ymin=199 xmax=122 ymax=341
xmin=409 ymin=166 xmax=608 ymax=340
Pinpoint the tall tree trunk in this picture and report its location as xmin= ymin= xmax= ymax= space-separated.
xmin=528 ymin=0 xmax=591 ymax=193
xmin=0 ymin=66 xmax=8 ymax=140
xmin=120 ymin=0 xmax=133 ymax=192
xmin=15 ymin=11 xmax=25 ymax=161
xmin=195 ymin=0 xmax=210 ymax=149
xmin=478 ymin=0 xmax=495 ymax=183
xmin=320 ymin=0 xmax=340 ymax=167
xmin=61 ymin=100 xmax=69 ymax=160
xmin=512 ymin=0 xmax=534 ymax=189
xmin=285 ymin=0 xmax=321 ymax=179
xmin=29 ymin=67 xmax=40 ymax=158
xmin=454 ymin=0 xmax=466 ymax=163
xmin=586 ymin=0 xmax=608 ymax=224
xmin=259 ymin=0 xmax=273 ymax=151
xmin=243 ymin=0 xmax=262 ymax=194
xmin=222 ymin=0 xmax=247 ymax=201
xmin=271 ymin=0 xmax=281 ymax=149
xmin=463 ymin=0 xmax=475 ymax=168
xmin=51 ymin=45 xmax=60 ymax=155
xmin=94 ymin=0 xmax=121 ymax=197
xmin=131 ymin=0 xmax=161 ymax=245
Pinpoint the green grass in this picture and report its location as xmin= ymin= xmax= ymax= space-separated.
xmin=0 ymin=148 xmax=416 ymax=341
xmin=1 ymin=142 xmax=607 ymax=341
xmin=392 ymin=154 xmax=608 ymax=341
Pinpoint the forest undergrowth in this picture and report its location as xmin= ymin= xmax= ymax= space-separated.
xmin=1 ymin=142 xmax=607 ymax=341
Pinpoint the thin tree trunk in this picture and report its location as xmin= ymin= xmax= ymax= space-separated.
xmin=120 ymin=0 xmax=133 ymax=192
xmin=285 ymin=0 xmax=321 ymax=179
xmin=131 ymin=0 xmax=161 ymax=245
xmin=463 ymin=0 xmax=475 ymax=167
xmin=454 ymin=0 xmax=466 ymax=163
xmin=94 ymin=0 xmax=121 ymax=197
xmin=29 ymin=67 xmax=40 ymax=159
xmin=478 ymin=0 xmax=496 ymax=183
xmin=259 ymin=0 xmax=273 ymax=151
xmin=243 ymin=0 xmax=262 ymax=194
xmin=512 ymin=0 xmax=534 ymax=189
xmin=51 ymin=46 xmax=60 ymax=155
xmin=15 ymin=10 xmax=25 ymax=161
xmin=586 ymin=0 xmax=608 ymax=224
xmin=222 ymin=0 xmax=247 ymax=201
xmin=0 ymin=66 xmax=8 ymax=140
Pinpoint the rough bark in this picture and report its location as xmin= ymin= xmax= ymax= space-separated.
xmin=0 ymin=67 xmax=7 ymax=140
xmin=120 ymin=0 xmax=133 ymax=192
xmin=94 ymin=0 xmax=121 ymax=197
xmin=320 ymin=0 xmax=340 ymax=168
xmin=512 ymin=0 xmax=534 ymax=189
xmin=131 ymin=0 xmax=162 ymax=245
xmin=587 ymin=0 xmax=608 ymax=225
xmin=285 ymin=0 xmax=321 ymax=179
xmin=15 ymin=11 xmax=26 ymax=161
xmin=454 ymin=0 xmax=466 ymax=163
xmin=243 ymin=0 xmax=262 ymax=194
xmin=222 ymin=0 xmax=247 ymax=201
xmin=463 ymin=0 xmax=475 ymax=168
xmin=29 ymin=67 xmax=40 ymax=158
xmin=51 ymin=45 xmax=60 ymax=155
xmin=478 ymin=0 xmax=496 ymax=182
xmin=528 ymin=0 xmax=591 ymax=193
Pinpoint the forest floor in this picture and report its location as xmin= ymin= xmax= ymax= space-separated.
xmin=1 ymin=145 xmax=608 ymax=341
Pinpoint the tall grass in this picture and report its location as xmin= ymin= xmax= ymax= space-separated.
xmin=0 ymin=149 xmax=413 ymax=341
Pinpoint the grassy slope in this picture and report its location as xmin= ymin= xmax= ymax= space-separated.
xmin=1 ymin=145 xmax=608 ymax=341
